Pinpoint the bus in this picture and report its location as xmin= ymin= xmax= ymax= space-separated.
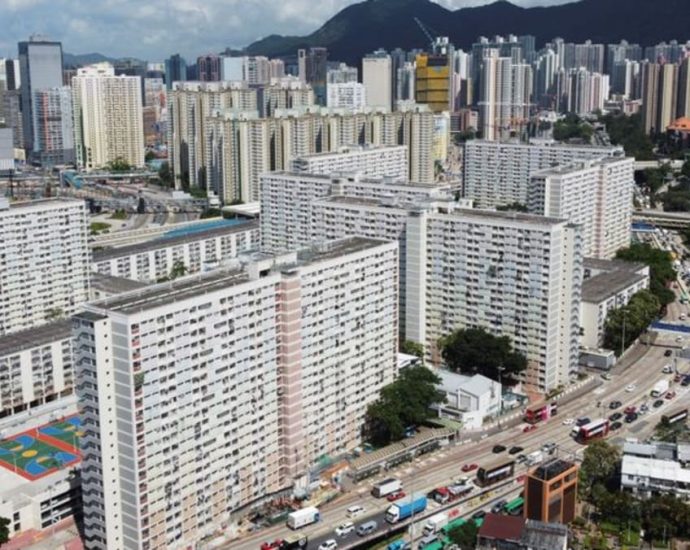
xmin=524 ymin=401 xmax=558 ymax=424
xmin=662 ymin=408 xmax=689 ymax=426
xmin=476 ymin=459 xmax=515 ymax=487
xmin=575 ymin=419 xmax=609 ymax=443
xmin=503 ymin=496 xmax=524 ymax=516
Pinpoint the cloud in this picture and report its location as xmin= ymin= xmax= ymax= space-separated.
xmin=0 ymin=0 xmax=570 ymax=60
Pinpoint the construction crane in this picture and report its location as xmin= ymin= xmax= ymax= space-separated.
xmin=413 ymin=17 xmax=438 ymax=50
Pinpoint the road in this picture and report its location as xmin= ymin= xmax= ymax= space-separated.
xmin=233 ymin=332 xmax=689 ymax=550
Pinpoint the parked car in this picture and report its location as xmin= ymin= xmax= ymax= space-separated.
xmin=387 ymin=491 xmax=406 ymax=502
xmin=492 ymin=445 xmax=506 ymax=453
xmin=335 ymin=523 xmax=355 ymax=537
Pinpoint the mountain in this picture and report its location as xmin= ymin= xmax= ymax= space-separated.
xmin=63 ymin=52 xmax=145 ymax=68
xmin=245 ymin=0 xmax=690 ymax=65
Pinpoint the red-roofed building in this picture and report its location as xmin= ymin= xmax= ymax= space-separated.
xmin=477 ymin=513 xmax=525 ymax=546
xmin=477 ymin=513 xmax=569 ymax=550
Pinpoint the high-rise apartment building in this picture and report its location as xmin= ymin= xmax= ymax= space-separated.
xmin=326 ymin=82 xmax=366 ymax=110
xmin=525 ymin=460 xmax=579 ymax=524
xmin=641 ymin=61 xmax=678 ymax=134
xmin=220 ymin=56 xmax=243 ymax=81
xmin=363 ymin=50 xmax=393 ymax=110
xmin=75 ymin=237 xmax=398 ymax=550
xmin=72 ymin=63 xmax=144 ymax=169
xmin=606 ymin=41 xmax=643 ymax=73
xmin=291 ymin=145 xmax=408 ymax=179
xmin=463 ymin=140 xmax=625 ymax=208
xmin=397 ymin=62 xmax=416 ymax=103
xmin=611 ymin=60 xmax=640 ymax=99
xmin=33 ymin=86 xmax=75 ymax=165
xmin=478 ymin=50 xmax=532 ymax=140
xmin=528 ymin=158 xmax=633 ymax=259
xmin=415 ymin=53 xmax=450 ymax=113
xmin=1 ymin=91 xmax=22 ymax=148
xmin=327 ymin=63 xmax=358 ymax=84
xmin=564 ymin=69 xmax=609 ymax=115
xmin=298 ymin=48 xmax=328 ymax=105
xmin=0 ymin=198 xmax=90 ymax=336
xmin=18 ymin=36 xmax=63 ymax=156
xmin=164 ymin=53 xmax=187 ymax=89
xmin=196 ymin=53 xmax=221 ymax=82
xmin=678 ymin=57 xmax=690 ymax=119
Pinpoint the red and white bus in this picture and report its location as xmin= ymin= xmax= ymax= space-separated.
xmin=575 ymin=419 xmax=609 ymax=443
xmin=524 ymin=401 xmax=558 ymax=424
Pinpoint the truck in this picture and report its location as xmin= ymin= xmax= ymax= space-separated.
xmin=651 ymin=379 xmax=670 ymax=398
xmin=372 ymin=477 xmax=403 ymax=498
xmin=286 ymin=507 xmax=320 ymax=529
xmin=385 ymin=495 xmax=427 ymax=523
xmin=422 ymin=512 xmax=449 ymax=535
xmin=526 ymin=450 xmax=543 ymax=466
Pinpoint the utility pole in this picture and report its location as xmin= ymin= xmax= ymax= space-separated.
xmin=621 ymin=310 xmax=627 ymax=357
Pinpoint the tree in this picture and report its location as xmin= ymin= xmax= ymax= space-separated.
xmin=616 ymin=243 xmax=677 ymax=307
xmin=158 ymin=161 xmax=172 ymax=187
xmin=0 ymin=516 xmax=8 ymax=544
xmin=365 ymin=366 xmax=445 ymax=446
xmin=145 ymin=151 xmax=156 ymax=162
xmin=495 ymin=202 xmax=528 ymax=213
xmin=598 ymin=112 xmax=654 ymax=160
xmin=553 ymin=114 xmax=593 ymax=142
xmin=108 ymin=157 xmax=132 ymax=172
xmin=169 ymin=260 xmax=187 ymax=280
xmin=682 ymin=159 xmax=690 ymax=179
xmin=603 ymin=290 xmax=660 ymax=353
xmin=440 ymin=327 xmax=527 ymax=384
xmin=447 ymin=521 xmax=478 ymax=549
xmin=579 ymin=440 xmax=620 ymax=500
xmin=400 ymin=340 xmax=424 ymax=360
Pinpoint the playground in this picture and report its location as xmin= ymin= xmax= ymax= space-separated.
xmin=0 ymin=416 xmax=82 ymax=480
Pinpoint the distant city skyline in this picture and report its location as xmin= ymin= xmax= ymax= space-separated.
xmin=0 ymin=0 xmax=575 ymax=61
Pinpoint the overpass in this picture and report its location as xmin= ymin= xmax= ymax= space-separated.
xmin=633 ymin=209 xmax=690 ymax=229
xmin=60 ymin=169 xmax=158 ymax=189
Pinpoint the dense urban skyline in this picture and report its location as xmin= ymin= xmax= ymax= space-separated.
xmin=0 ymin=0 xmax=577 ymax=60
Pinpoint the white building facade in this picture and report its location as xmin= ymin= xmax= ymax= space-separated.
xmin=463 ymin=140 xmax=625 ymax=208
xmin=0 ymin=198 xmax=90 ymax=336
xmin=92 ymin=220 xmax=260 ymax=282
xmin=326 ymin=82 xmax=366 ymax=110
xmin=72 ymin=63 xmax=144 ymax=169
xmin=291 ymin=145 xmax=408 ymax=180
xmin=74 ymin=237 xmax=398 ymax=550
xmin=528 ymin=157 xmax=634 ymax=259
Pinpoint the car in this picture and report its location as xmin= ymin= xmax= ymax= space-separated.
xmin=576 ymin=417 xmax=591 ymax=427
xmin=471 ymin=510 xmax=487 ymax=520
xmin=261 ymin=541 xmax=283 ymax=550
xmin=609 ymin=401 xmax=622 ymax=409
xmin=663 ymin=365 xmax=673 ymax=374
xmin=610 ymin=421 xmax=623 ymax=431
xmin=386 ymin=491 xmax=406 ymax=502
xmin=491 ymin=500 xmax=508 ymax=514
xmin=542 ymin=442 xmax=557 ymax=454
xmin=666 ymin=391 xmax=677 ymax=400
xmin=335 ymin=522 xmax=355 ymax=537
xmin=516 ymin=475 xmax=526 ymax=483
xmin=676 ymin=336 xmax=684 ymax=343
xmin=675 ymin=373 xmax=684 ymax=383
xmin=653 ymin=399 xmax=665 ymax=408
xmin=318 ymin=540 xmax=338 ymax=550
xmin=523 ymin=425 xmax=537 ymax=433
xmin=665 ymin=349 xmax=673 ymax=357
xmin=515 ymin=454 xmax=528 ymax=464
xmin=356 ymin=521 xmax=377 ymax=537
xmin=347 ymin=505 xmax=365 ymax=519
xmin=682 ymin=376 xmax=690 ymax=387
xmin=509 ymin=446 xmax=524 ymax=455
xmin=640 ymin=403 xmax=649 ymax=413
xmin=461 ymin=463 xmax=478 ymax=472
xmin=562 ymin=418 xmax=575 ymax=426
xmin=626 ymin=384 xmax=637 ymax=392
xmin=601 ymin=372 xmax=612 ymax=380
xmin=624 ymin=406 xmax=637 ymax=415
xmin=625 ymin=413 xmax=638 ymax=423
xmin=609 ymin=412 xmax=623 ymax=422
xmin=492 ymin=445 xmax=506 ymax=453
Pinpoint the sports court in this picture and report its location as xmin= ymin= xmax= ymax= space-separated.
xmin=0 ymin=416 xmax=82 ymax=480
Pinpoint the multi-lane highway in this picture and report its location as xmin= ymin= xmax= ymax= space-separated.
xmin=231 ymin=329 xmax=690 ymax=550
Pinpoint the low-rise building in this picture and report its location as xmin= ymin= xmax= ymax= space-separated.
xmin=581 ymin=258 xmax=650 ymax=348
xmin=621 ymin=441 xmax=690 ymax=498
xmin=477 ymin=514 xmax=569 ymax=550
xmin=525 ymin=459 xmax=579 ymax=524
xmin=91 ymin=219 xmax=259 ymax=282
xmin=433 ymin=369 xmax=501 ymax=429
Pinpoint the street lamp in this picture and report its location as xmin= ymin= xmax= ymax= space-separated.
xmin=497 ymin=366 xmax=505 ymax=428
xmin=621 ymin=310 xmax=627 ymax=357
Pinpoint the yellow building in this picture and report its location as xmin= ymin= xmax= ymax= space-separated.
xmin=415 ymin=53 xmax=450 ymax=113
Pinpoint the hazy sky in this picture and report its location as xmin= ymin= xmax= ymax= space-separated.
xmin=0 ymin=0 xmax=576 ymax=61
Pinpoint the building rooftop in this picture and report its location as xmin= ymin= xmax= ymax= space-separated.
xmin=0 ymin=320 xmax=72 ymax=357
xmin=531 ymin=459 xmax=576 ymax=481
xmin=90 ymin=273 xmax=150 ymax=295
xmin=582 ymin=268 xmax=648 ymax=303
xmin=478 ymin=513 xmax=524 ymax=541
xmin=91 ymin=237 xmax=391 ymax=315
xmin=92 ymin=219 xmax=258 ymax=262
xmin=0 ymin=197 xmax=85 ymax=214
xmin=294 ymin=144 xmax=406 ymax=159
xmin=266 ymin=170 xmax=449 ymax=190
xmin=448 ymin=207 xmax=567 ymax=227
xmin=522 ymin=519 xmax=569 ymax=549
xmin=622 ymin=455 xmax=690 ymax=484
